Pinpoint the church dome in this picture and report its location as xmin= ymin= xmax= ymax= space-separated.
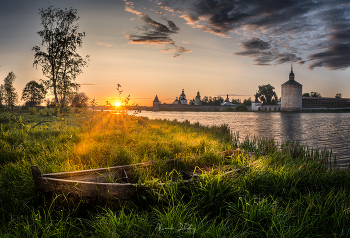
xmin=179 ymin=89 xmax=186 ymax=100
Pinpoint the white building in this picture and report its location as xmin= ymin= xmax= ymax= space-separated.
xmin=281 ymin=65 xmax=302 ymax=111
xmin=179 ymin=89 xmax=188 ymax=105
xmin=194 ymin=91 xmax=201 ymax=105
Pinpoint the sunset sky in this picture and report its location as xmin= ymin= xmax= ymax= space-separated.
xmin=1 ymin=0 xmax=350 ymax=106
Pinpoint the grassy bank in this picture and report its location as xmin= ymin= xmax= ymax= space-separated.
xmin=0 ymin=110 xmax=350 ymax=237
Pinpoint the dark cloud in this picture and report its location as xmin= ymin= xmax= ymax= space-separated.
xmin=234 ymin=38 xmax=302 ymax=65
xmin=126 ymin=17 xmax=178 ymax=44
xmin=240 ymin=38 xmax=271 ymax=50
xmin=161 ymin=43 xmax=192 ymax=58
xmin=124 ymin=0 xmax=191 ymax=58
xmin=307 ymin=7 xmax=350 ymax=70
xmin=159 ymin=0 xmax=350 ymax=70
xmin=308 ymin=43 xmax=350 ymax=70
xmin=159 ymin=0 xmax=321 ymax=37
xmin=275 ymin=53 xmax=303 ymax=65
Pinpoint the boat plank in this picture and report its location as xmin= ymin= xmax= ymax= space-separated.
xmin=30 ymin=160 xmax=178 ymax=200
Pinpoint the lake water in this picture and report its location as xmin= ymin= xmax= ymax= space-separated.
xmin=137 ymin=111 xmax=350 ymax=167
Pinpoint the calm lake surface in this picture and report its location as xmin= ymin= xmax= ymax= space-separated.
xmin=138 ymin=111 xmax=350 ymax=167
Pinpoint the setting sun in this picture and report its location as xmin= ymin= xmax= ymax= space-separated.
xmin=115 ymin=102 xmax=121 ymax=107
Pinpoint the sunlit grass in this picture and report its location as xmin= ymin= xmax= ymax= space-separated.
xmin=0 ymin=109 xmax=350 ymax=237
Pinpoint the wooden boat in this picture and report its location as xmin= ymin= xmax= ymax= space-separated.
xmin=31 ymin=160 xmax=178 ymax=200
xmin=31 ymin=157 xmax=247 ymax=201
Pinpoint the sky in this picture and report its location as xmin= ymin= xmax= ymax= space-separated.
xmin=1 ymin=0 xmax=350 ymax=106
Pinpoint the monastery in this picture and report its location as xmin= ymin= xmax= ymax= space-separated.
xmin=153 ymin=67 xmax=350 ymax=111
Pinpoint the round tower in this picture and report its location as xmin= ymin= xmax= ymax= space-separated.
xmin=281 ymin=65 xmax=302 ymax=111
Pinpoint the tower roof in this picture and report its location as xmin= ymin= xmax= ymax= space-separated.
xmin=179 ymin=89 xmax=186 ymax=100
xmin=282 ymin=80 xmax=302 ymax=86
xmin=282 ymin=64 xmax=302 ymax=86
xmin=290 ymin=64 xmax=294 ymax=75
xmin=180 ymin=89 xmax=185 ymax=96
xmin=153 ymin=95 xmax=160 ymax=102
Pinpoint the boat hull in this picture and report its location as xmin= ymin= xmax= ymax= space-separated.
xmin=30 ymin=161 xmax=170 ymax=200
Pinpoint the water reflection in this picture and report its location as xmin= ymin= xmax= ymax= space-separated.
xmin=255 ymin=113 xmax=276 ymax=139
xmin=138 ymin=111 xmax=350 ymax=165
xmin=279 ymin=113 xmax=303 ymax=142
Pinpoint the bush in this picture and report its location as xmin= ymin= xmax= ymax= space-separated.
xmin=234 ymin=105 xmax=248 ymax=112
xmin=29 ymin=107 xmax=37 ymax=115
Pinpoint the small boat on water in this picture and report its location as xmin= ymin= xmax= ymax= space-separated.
xmin=31 ymin=160 xmax=179 ymax=200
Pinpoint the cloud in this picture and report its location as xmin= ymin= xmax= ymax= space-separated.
xmin=124 ymin=0 xmax=191 ymax=58
xmin=234 ymin=38 xmax=302 ymax=65
xmin=158 ymin=0 xmax=350 ymax=70
xmin=124 ymin=0 xmax=143 ymax=16
xmin=307 ymin=8 xmax=350 ymax=70
xmin=161 ymin=43 xmax=192 ymax=58
xmin=308 ymin=43 xmax=350 ymax=70
xmin=96 ymin=42 xmax=116 ymax=47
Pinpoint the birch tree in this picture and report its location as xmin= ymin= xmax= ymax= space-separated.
xmin=33 ymin=6 xmax=89 ymax=109
xmin=3 ymin=71 xmax=18 ymax=110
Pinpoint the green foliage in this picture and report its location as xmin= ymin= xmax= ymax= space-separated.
xmin=0 ymin=84 xmax=4 ymax=108
xmin=32 ymin=6 xmax=89 ymax=108
xmin=22 ymin=80 xmax=46 ymax=107
xmin=242 ymin=97 xmax=252 ymax=106
xmin=303 ymin=92 xmax=322 ymax=98
xmin=256 ymin=84 xmax=278 ymax=105
xmin=46 ymin=98 xmax=56 ymax=109
xmin=3 ymin=71 xmax=18 ymax=110
xmin=231 ymin=98 xmax=241 ymax=104
xmin=71 ymin=92 xmax=89 ymax=108
xmin=311 ymin=91 xmax=321 ymax=97
xmin=90 ymin=98 xmax=98 ymax=112
xmin=335 ymin=93 xmax=342 ymax=98
xmin=201 ymin=96 xmax=224 ymax=105
xmin=234 ymin=104 xmax=249 ymax=111
xmin=29 ymin=107 xmax=37 ymax=115
xmin=0 ymin=112 xmax=349 ymax=237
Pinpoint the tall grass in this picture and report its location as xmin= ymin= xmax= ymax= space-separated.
xmin=0 ymin=110 xmax=349 ymax=237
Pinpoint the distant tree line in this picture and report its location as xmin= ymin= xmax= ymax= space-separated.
xmin=303 ymin=92 xmax=343 ymax=98
xmin=303 ymin=92 xmax=322 ymax=97
xmin=200 ymin=96 xmax=224 ymax=105
xmin=0 ymin=71 xmax=90 ymax=111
